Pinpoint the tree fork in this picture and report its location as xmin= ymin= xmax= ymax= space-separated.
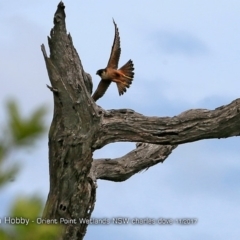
xmin=41 ymin=2 xmax=240 ymax=239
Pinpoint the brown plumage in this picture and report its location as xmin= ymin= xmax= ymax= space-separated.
xmin=92 ymin=19 xmax=134 ymax=102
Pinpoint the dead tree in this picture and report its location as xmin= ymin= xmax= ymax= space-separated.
xmin=41 ymin=2 xmax=240 ymax=239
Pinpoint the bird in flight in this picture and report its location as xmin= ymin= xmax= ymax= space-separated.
xmin=92 ymin=19 xmax=134 ymax=102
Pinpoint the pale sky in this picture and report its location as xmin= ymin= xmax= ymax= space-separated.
xmin=1 ymin=1 xmax=240 ymax=239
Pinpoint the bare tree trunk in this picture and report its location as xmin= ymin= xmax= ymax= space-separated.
xmin=41 ymin=2 xmax=97 ymax=239
xmin=41 ymin=2 xmax=240 ymax=239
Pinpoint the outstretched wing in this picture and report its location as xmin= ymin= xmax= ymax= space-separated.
xmin=92 ymin=79 xmax=112 ymax=102
xmin=107 ymin=19 xmax=121 ymax=69
xmin=92 ymin=20 xmax=121 ymax=102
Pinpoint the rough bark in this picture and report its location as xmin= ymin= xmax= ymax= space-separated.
xmin=92 ymin=101 xmax=240 ymax=149
xmin=90 ymin=143 xmax=177 ymax=182
xmin=41 ymin=2 xmax=99 ymax=239
xmin=41 ymin=2 xmax=240 ymax=239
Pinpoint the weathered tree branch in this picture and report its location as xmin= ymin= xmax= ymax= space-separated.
xmin=90 ymin=143 xmax=177 ymax=181
xmin=92 ymin=99 xmax=240 ymax=149
xmin=42 ymin=2 xmax=240 ymax=240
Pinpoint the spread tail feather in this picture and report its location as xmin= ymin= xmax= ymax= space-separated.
xmin=117 ymin=82 xmax=128 ymax=95
xmin=119 ymin=59 xmax=134 ymax=79
xmin=117 ymin=60 xmax=134 ymax=95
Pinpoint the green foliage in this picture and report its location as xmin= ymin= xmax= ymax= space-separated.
xmin=0 ymin=140 xmax=17 ymax=187
xmin=0 ymin=100 xmax=61 ymax=239
xmin=11 ymin=197 xmax=43 ymax=220
xmin=0 ymin=100 xmax=47 ymax=188
xmin=2 ymin=197 xmax=62 ymax=240
xmin=0 ymin=229 xmax=8 ymax=240
xmin=7 ymin=100 xmax=47 ymax=146
xmin=0 ymin=162 xmax=18 ymax=188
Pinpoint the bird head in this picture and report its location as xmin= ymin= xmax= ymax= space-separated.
xmin=96 ymin=69 xmax=105 ymax=77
